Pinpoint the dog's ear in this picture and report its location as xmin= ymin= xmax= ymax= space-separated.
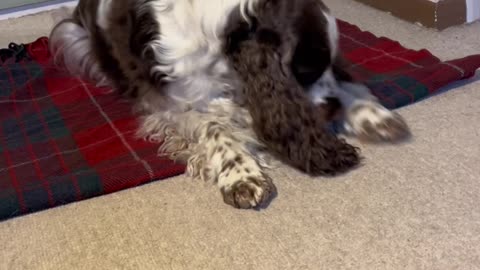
xmin=255 ymin=28 xmax=281 ymax=47
xmin=290 ymin=1 xmax=333 ymax=87
xmin=224 ymin=9 xmax=258 ymax=54
xmin=225 ymin=22 xmax=251 ymax=54
xmin=255 ymin=27 xmax=300 ymax=77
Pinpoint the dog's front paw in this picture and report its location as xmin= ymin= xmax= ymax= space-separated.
xmin=347 ymin=102 xmax=411 ymax=143
xmin=220 ymin=173 xmax=276 ymax=209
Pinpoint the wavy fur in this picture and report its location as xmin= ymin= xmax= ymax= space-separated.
xmin=49 ymin=0 xmax=409 ymax=209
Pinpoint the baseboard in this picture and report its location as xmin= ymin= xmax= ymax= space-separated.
xmin=0 ymin=0 xmax=476 ymax=28
xmin=354 ymin=0 xmax=468 ymax=30
xmin=0 ymin=0 xmax=76 ymax=21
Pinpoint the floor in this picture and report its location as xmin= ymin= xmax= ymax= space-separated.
xmin=1 ymin=1 xmax=480 ymax=269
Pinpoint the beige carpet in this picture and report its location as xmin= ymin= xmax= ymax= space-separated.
xmin=1 ymin=1 xmax=480 ymax=269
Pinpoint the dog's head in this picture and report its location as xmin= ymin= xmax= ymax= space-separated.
xmin=224 ymin=0 xmax=337 ymax=87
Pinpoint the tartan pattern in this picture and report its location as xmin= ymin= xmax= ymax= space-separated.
xmin=337 ymin=21 xmax=480 ymax=109
xmin=1 ymin=20 xmax=479 ymax=221
xmin=0 ymin=38 xmax=185 ymax=221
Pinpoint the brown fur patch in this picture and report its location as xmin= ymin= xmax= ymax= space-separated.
xmin=221 ymin=160 xmax=236 ymax=173
xmin=234 ymin=155 xmax=244 ymax=164
xmin=72 ymin=0 xmax=168 ymax=98
xmin=225 ymin=0 xmax=360 ymax=176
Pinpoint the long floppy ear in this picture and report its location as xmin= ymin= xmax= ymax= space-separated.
xmin=290 ymin=2 xmax=333 ymax=87
xmin=254 ymin=27 xmax=298 ymax=76
xmin=223 ymin=7 xmax=257 ymax=55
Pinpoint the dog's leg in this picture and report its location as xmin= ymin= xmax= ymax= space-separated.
xmin=139 ymin=107 xmax=276 ymax=209
xmin=308 ymin=67 xmax=410 ymax=143
xmin=201 ymin=122 xmax=276 ymax=209
xmin=335 ymin=81 xmax=410 ymax=142
xmin=300 ymin=4 xmax=410 ymax=143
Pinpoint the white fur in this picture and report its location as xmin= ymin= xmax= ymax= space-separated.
xmin=146 ymin=0 xmax=259 ymax=106
xmin=96 ymin=0 xmax=112 ymax=30
xmin=50 ymin=20 xmax=109 ymax=87
xmin=345 ymin=100 xmax=403 ymax=138
xmin=307 ymin=9 xmax=404 ymax=138
xmin=323 ymin=11 xmax=339 ymax=60
xmin=50 ymin=7 xmax=110 ymax=87
xmin=129 ymin=1 xmax=266 ymax=189
xmin=49 ymin=0 xmax=408 ymax=208
xmin=308 ymin=68 xmax=337 ymax=104
xmin=137 ymin=97 xmax=271 ymax=208
xmin=309 ymin=78 xmax=403 ymax=137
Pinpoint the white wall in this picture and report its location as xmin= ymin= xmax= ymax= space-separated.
xmin=466 ymin=0 xmax=480 ymax=22
xmin=0 ymin=0 xmax=76 ymax=21
xmin=1 ymin=0 xmax=479 ymax=24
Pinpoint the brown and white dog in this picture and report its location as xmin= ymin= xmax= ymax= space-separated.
xmin=50 ymin=0 xmax=410 ymax=209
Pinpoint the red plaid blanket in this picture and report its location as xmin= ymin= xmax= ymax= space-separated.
xmin=1 ymin=20 xmax=479 ymax=220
